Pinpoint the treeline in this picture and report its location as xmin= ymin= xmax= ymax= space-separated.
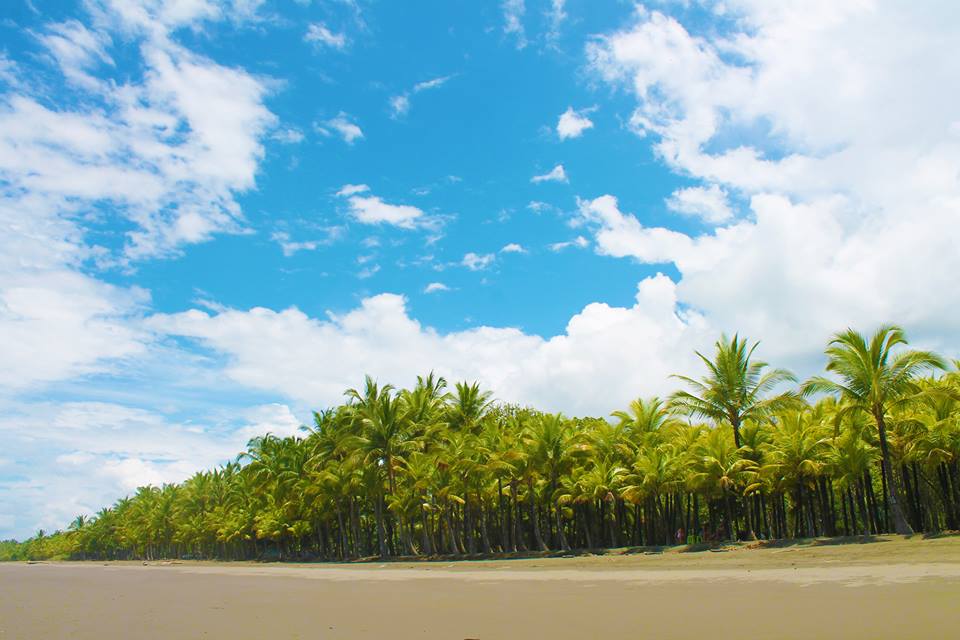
xmin=5 ymin=326 xmax=959 ymax=562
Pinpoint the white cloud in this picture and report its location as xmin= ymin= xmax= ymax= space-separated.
xmin=357 ymin=264 xmax=380 ymax=279
xmin=388 ymin=94 xmax=411 ymax=118
xmin=413 ymin=75 xmax=452 ymax=92
xmin=527 ymin=200 xmax=552 ymax=214
xmin=270 ymin=231 xmax=318 ymax=256
xmin=271 ymin=127 xmax=304 ymax=144
xmin=502 ymin=0 xmax=527 ymax=49
xmin=546 ymin=0 xmax=567 ymax=43
xmin=666 ymin=185 xmax=732 ymax=224
xmin=531 ymin=164 xmax=568 ymax=183
xmin=0 ymin=2 xmax=277 ymax=392
xmin=462 ymin=252 xmax=495 ymax=271
xmin=424 ymin=282 xmax=450 ymax=293
xmin=0 ymin=399 xmax=303 ymax=537
xmin=150 ymin=278 xmax=714 ymax=419
xmin=1 ymin=15 xmax=276 ymax=261
xmin=578 ymin=195 xmax=693 ymax=263
xmin=337 ymin=189 xmax=424 ymax=229
xmin=500 ymin=242 xmax=526 ymax=254
xmin=323 ymin=112 xmax=363 ymax=144
xmin=389 ymin=75 xmax=453 ymax=118
xmin=556 ymin=107 xmax=594 ymax=140
xmin=36 ymin=20 xmax=114 ymax=90
xmin=304 ymin=22 xmax=347 ymax=50
xmin=336 ymin=183 xmax=370 ymax=197
xmin=548 ymin=235 xmax=589 ymax=251
xmin=578 ymin=1 xmax=960 ymax=358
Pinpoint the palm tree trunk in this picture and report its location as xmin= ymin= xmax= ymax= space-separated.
xmin=498 ymin=477 xmax=508 ymax=552
xmin=528 ymin=478 xmax=547 ymax=551
xmin=723 ymin=492 xmax=734 ymax=541
xmin=374 ymin=491 xmax=388 ymax=558
xmin=874 ymin=411 xmax=914 ymax=535
xmin=510 ymin=481 xmax=522 ymax=552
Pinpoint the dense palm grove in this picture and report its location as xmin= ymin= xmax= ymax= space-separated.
xmin=4 ymin=326 xmax=960 ymax=562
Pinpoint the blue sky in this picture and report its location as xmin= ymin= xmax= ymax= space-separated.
xmin=6 ymin=0 xmax=696 ymax=337
xmin=1 ymin=0 xmax=959 ymax=538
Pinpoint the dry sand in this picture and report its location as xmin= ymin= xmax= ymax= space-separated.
xmin=2 ymin=535 xmax=959 ymax=639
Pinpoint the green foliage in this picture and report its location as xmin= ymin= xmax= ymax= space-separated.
xmin=5 ymin=324 xmax=959 ymax=561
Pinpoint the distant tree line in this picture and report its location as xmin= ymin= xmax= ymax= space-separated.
xmin=4 ymin=325 xmax=958 ymax=562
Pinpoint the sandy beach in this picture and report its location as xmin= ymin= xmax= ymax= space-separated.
xmin=2 ymin=536 xmax=959 ymax=639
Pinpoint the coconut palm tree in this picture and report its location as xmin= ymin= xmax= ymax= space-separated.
xmin=671 ymin=334 xmax=798 ymax=448
xmin=689 ymin=428 xmax=758 ymax=540
xmin=803 ymin=325 xmax=946 ymax=534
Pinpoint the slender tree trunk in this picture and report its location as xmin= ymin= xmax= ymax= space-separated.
xmin=498 ymin=477 xmax=508 ymax=552
xmin=374 ymin=491 xmax=388 ymax=558
xmin=510 ymin=481 xmax=522 ymax=552
xmin=528 ymin=478 xmax=547 ymax=551
xmin=420 ymin=503 xmax=433 ymax=556
xmin=479 ymin=491 xmax=493 ymax=554
xmin=875 ymin=410 xmax=913 ymax=535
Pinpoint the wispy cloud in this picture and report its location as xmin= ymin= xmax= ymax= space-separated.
xmin=389 ymin=75 xmax=455 ymax=118
xmin=546 ymin=0 xmax=567 ymax=44
xmin=462 ymin=252 xmax=495 ymax=271
xmin=336 ymin=184 xmax=369 ymax=197
xmin=271 ymin=127 xmax=304 ymax=144
xmin=500 ymin=243 xmax=526 ymax=254
xmin=316 ymin=112 xmax=364 ymax=144
xmin=424 ymin=282 xmax=450 ymax=293
xmin=502 ymin=0 xmax=527 ymax=50
xmin=549 ymin=236 xmax=588 ymax=251
xmin=304 ymin=23 xmax=347 ymax=50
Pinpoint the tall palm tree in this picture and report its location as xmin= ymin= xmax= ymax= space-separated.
xmin=670 ymin=334 xmax=797 ymax=448
xmin=803 ymin=325 xmax=946 ymax=534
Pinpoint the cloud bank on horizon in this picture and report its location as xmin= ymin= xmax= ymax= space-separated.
xmin=0 ymin=0 xmax=958 ymax=538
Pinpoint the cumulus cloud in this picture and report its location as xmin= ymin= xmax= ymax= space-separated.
xmin=336 ymin=187 xmax=424 ymax=228
xmin=579 ymin=1 xmax=960 ymax=358
xmin=531 ymin=164 xmax=568 ymax=183
xmin=304 ymin=22 xmax=347 ymax=50
xmin=556 ymin=106 xmax=594 ymax=140
xmin=149 ymin=278 xmax=713 ymax=417
xmin=500 ymin=242 xmax=526 ymax=254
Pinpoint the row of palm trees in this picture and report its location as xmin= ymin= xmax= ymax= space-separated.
xmin=5 ymin=325 xmax=959 ymax=562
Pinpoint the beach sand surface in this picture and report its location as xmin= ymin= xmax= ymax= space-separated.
xmin=2 ymin=536 xmax=959 ymax=639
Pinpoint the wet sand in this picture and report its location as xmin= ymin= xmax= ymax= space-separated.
xmin=2 ymin=536 xmax=959 ymax=639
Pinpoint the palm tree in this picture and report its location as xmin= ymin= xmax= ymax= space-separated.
xmin=671 ymin=334 xmax=797 ymax=448
xmin=689 ymin=428 xmax=758 ymax=540
xmin=803 ymin=325 xmax=945 ymax=534
xmin=345 ymin=376 xmax=419 ymax=557
xmin=17 ymin=327 xmax=959 ymax=563
xmin=761 ymin=411 xmax=830 ymax=538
